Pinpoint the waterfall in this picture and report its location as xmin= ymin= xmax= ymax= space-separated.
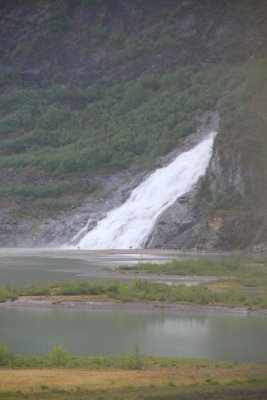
xmin=74 ymin=132 xmax=216 ymax=249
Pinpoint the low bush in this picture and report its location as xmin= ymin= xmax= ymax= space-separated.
xmin=0 ymin=286 xmax=18 ymax=302
xmin=0 ymin=342 xmax=14 ymax=366
xmin=49 ymin=345 xmax=71 ymax=367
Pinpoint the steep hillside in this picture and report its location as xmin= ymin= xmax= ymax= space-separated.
xmin=148 ymin=58 xmax=267 ymax=251
xmin=0 ymin=0 xmax=267 ymax=249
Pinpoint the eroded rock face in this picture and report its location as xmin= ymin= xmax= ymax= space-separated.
xmin=146 ymin=190 xmax=198 ymax=249
xmin=147 ymin=137 xmax=267 ymax=251
xmin=146 ymin=186 xmax=220 ymax=251
xmin=208 ymin=148 xmax=245 ymax=197
xmin=201 ymin=141 xmax=267 ymax=250
xmin=145 ymin=110 xmax=265 ymax=251
xmin=1 ymin=0 xmax=267 ymax=89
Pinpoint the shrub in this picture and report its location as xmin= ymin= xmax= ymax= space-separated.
xmin=0 ymin=341 xmax=14 ymax=366
xmin=126 ymin=345 xmax=144 ymax=370
xmin=49 ymin=345 xmax=71 ymax=367
xmin=0 ymin=286 xmax=18 ymax=302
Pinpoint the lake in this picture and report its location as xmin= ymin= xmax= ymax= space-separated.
xmin=0 ymin=304 xmax=267 ymax=364
xmin=0 ymin=248 xmax=266 ymax=364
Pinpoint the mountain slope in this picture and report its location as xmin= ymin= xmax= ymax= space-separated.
xmin=0 ymin=0 xmax=267 ymax=249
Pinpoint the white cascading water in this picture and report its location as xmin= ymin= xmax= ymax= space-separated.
xmin=75 ymin=132 xmax=216 ymax=249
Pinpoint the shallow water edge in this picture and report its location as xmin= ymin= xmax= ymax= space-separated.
xmin=2 ymin=298 xmax=267 ymax=316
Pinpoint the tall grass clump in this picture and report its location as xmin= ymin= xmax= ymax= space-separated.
xmin=0 ymin=341 xmax=14 ymax=366
xmin=49 ymin=345 xmax=71 ymax=367
xmin=119 ymin=256 xmax=246 ymax=277
xmin=0 ymin=285 xmax=18 ymax=302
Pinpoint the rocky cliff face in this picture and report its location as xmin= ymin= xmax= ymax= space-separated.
xmin=1 ymin=0 xmax=267 ymax=89
xmin=148 ymin=132 xmax=267 ymax=252
xmin=146 ymin=152 xmax=246 ymax=251
xmin=146 ymin=161 xmax=240 ymax=251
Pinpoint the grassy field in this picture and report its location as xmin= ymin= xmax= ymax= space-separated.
xmin=0 ymin=357 xmax=267 ymax=399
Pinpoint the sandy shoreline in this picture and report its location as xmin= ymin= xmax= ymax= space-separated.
xmin=1 ymin=298 xmax=267 ymax=315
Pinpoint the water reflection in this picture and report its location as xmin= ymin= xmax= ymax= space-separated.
xmin=0 ymin=306 xmax=266 ymax=364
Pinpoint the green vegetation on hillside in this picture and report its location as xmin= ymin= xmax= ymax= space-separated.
xmin=1 ymin=57 xmax=267 ymax=213
xmin=0 ymin=65 xmax=229 ymax=175
xmin=0 ymin=61 xmax=235 ymax=215
xmin=219 ymin=59 xmax=267 ymax=171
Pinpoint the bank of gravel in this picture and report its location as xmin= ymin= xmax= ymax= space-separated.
xmin=1 ymin=298 xmax=267 ymax=315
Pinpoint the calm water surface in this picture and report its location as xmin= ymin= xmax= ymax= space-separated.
xmin=0 ymin=305 xmax=267 ymax=363
xmin=0 ymin=248 xmax=219 ymax=285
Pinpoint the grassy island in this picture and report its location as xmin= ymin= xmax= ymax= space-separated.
xmin=1 ymin=256 xmax=267 ymax=310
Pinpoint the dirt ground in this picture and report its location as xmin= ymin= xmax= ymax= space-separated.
xmin=1 ymin=364 xmax=267 ymax=392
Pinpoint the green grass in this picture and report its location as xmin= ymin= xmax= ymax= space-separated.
xmin=119 ymin=256 xmax=244 ymax=275
xmin=0 ymin=341 xmax=242 ymax=369
xmin=1 ymin=255 xmax=267 ymax=308
xmin=0 ymin=285 xmax=18 ymax=303
xmin=0 ymin=341 xmax=266 ymax=399
xmin=118 ymin=256 xmax=267 ymax=286
xmin=1 ymin=383 xmax=267 ymax=400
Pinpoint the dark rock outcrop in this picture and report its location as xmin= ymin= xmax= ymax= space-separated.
xmin=1 ymin=0 xmax=267 ymax=89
